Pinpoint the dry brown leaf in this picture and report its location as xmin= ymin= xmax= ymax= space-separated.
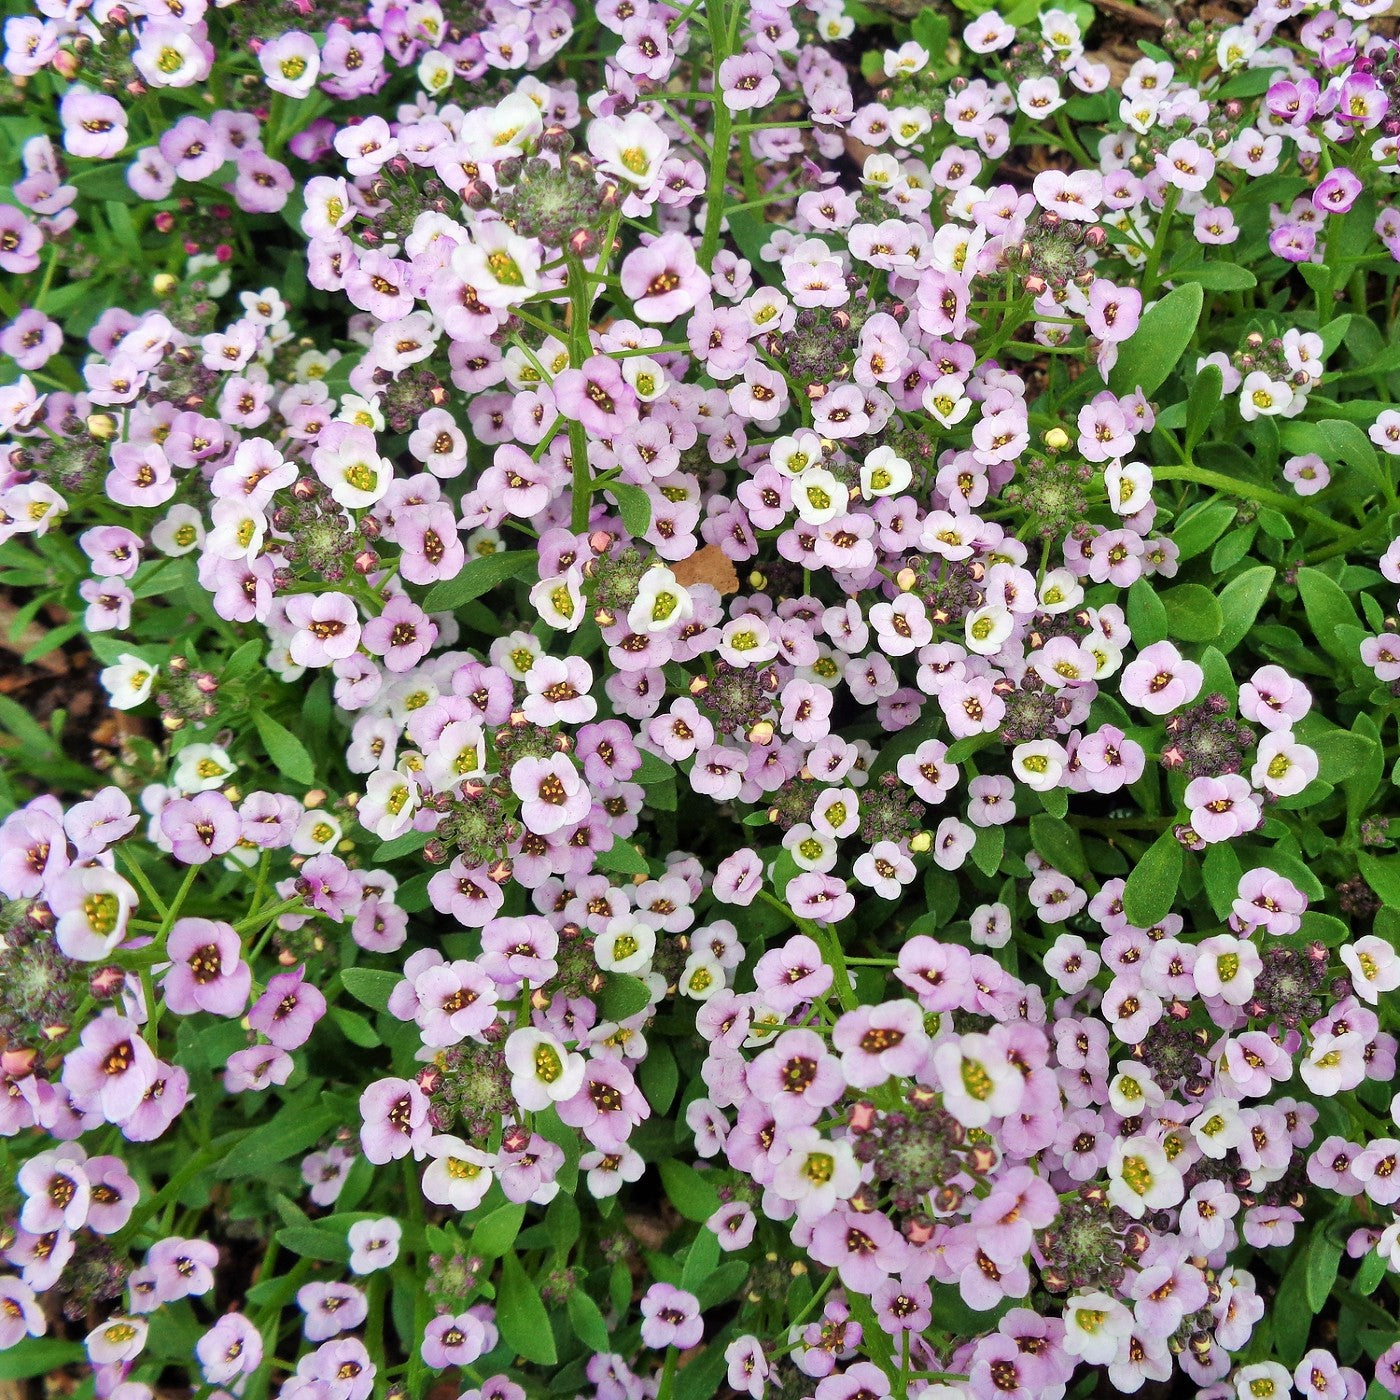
xmin=671 ymin=544 xmax=739 ymax=595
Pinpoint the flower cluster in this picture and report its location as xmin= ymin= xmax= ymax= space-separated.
xmin=3 ymin=0 xmax=1400 ymax=1395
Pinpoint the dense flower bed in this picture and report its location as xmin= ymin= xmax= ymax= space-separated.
xmin=2 ymin=0 xmax=1400 ymax=1395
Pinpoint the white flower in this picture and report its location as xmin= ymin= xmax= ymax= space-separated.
xmin=629 ymin=568 xmax=693 ymax=635
xmin=1038 ymin=568 xmax=1084 ymax=614
xmin=783 ymin=823 xmax=839 ymax=873
xmin=930 ymin=1033 xmax=1022 ymax=1128
xmin=771 ymin=1127 xmax=860 ymax=1221
xmin=679 ymin=950 xmax=726 ymax=1001
xmin=1012 ymin=740 xmax=1069 ymax=791
xmin=452 ymin=224 xmax=543 ymax=309
xmin=1105 ymin=460 xmax=1152 ymax=515
xmin=792 ymin=467 xmax=848 ymax=525
xmin=421 ymin=1135 xmax=494 ymax=1211
xmin=172 ymin=743 xmax=237 ymax=794
xmin=595 ymin=916 xmax=656 ymax=975
xmin=150 ymin=504 xmax=205 ymax=556
xmin=1062 ymin=1292 xmax=1131 ymax=1366
xmin=1191 ymin=1097 xmax=1247 ymax=1159
xmin=361 ymin=769 xmax=418 ymax=841
xmin=1340 ymin=935 xmax=1400 ymax=1005
xmin=922 ymin=375 xmax=972 ymax=427
xmin=1238 ymin=370 xmax=1293 ymax=421
xmin=100 ymin=653 xmax=157 ymax=710
xmin=531 ymin=569 xmax=585 ymax=633
xmin=769 ymin=431 xmax=824 ymax=477
xmin=1250 ymin=730 xmax=1318 ymax=797
xmin=504 ymin=1028 xmax=585 ymax=1110
xmin=860 ymin=446 xmax=911 ymax=497
xmin=965 ymin=603 xmax=1014 ymax=655
xmin=1107 ymin=1136 xmax=1183 ymax=1218
xmin=1234 ymin=1363 xmax=1291 ymax=1400
xmin=293 ymin=810 xmax=343 ymax=856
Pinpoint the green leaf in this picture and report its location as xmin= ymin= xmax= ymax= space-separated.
xmin=659 ymin=1158 xmax=721 ymax=1223
xmin=681 ymin=1225 xmax=720 ymax=1292
xmin=1202 ymin=843 xmax=1243 ymax=921
xmin=1360 ymin=852 xmax=1400 ymax=910
xmin=1213 ymin=565 xmax=1276 ymax=655
xmin=372 ymin=829 xmax=427 ymax=862
xmin=1306 ymin=1230 xmax=1343 ymax=1312
xmin=608 ymin=481 xmax=652 ymax=537
xmin=1122 ymin=831 xmax=1183 ymax=927
xmin=275 ymin=1226 xmax=350 ymax=1262
xmin=1028 ymin=813 xmax=1087 ymax=879
xmin=1126 ymin=578 xmax=1168 ymax=648
xmin=253 ymin=709 xmax=315 ymax=785
xmin=331 ymin=1006 xmax=381 ymax=1048
xmin=600 ymin=972 xmax=653 ymax=1021
xmin=1296 ymin=567 xmax=1364 ymax=666
xmin=471 ymin=1202 xmax=526 ymax=1260
xmin=0 ymin=1339 xmax=86 ymax=1380
xmin=594 ymin=837 xmax=649 ymax=876
xmin=1172 ymin=501 xmax=1235 ymax=561
xmin=639 ymin=1039 xmax=679 ymax=1113
xmin=497 ymin=1252 xmax=558 ymax=1366
xmin=1184 ymin=363 xmax=1224 ymax=452
xmin=567 ymin=1290 xmax=611 ymax=1352
xmin=1160 ymin=583 xmax=1223 ymax=643
xmin=546 ymin=1193 xmax=581 ymax=1252
xmin=422 ymin=549 xmax=537 ymax=612
xmin=635 ymin=750 xmax=675 ymax=783
xmin=339 ymin=967 xmax=400 ymax=1014
xmin=215 ymin=1092 xmax=338 ymax=1178
xmin=1170 ymin=259 xmax=1257 ymax=292
xmin=1110 ymin=282 xmax=1204 ymax=398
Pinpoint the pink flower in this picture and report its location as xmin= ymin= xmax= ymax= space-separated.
xmin=1185 ymin=773 xmax=1261 ymax=843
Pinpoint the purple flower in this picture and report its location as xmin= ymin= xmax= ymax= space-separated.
xmin=1184 ymin=774 xmax=1261 ymax=843
xmin=552 ymin=356 xmax=639 ymax=438
xmin=287 ymin=592 xmax=362 ymax=668
xmin=0 ymin=1275 xmax=43 ymax=1348
xmin=639 ymin=1283 xmax=703 ymax=1350
xmin=298 ymin=1281 xmax=368 ymax=1342
xmin=62 ymin=1013 xmax=158 ymax=1122
xmin=620 ymin=233 xmax=709 ymax=323
xmin=1120 ymin=641 xmax=1203 ymax=715
xmin=147 ymin=1236 xmax=218 ymax=1302
xmin=160 ymin=790 xmax=240 ymax=864
xmin=347 ymin=1218 xmax=401 ymax=1274
xmin=421 ymin=1312 xmax=488 ymax=1370
xmin=59 ymin=88 xmax=127 ymax=160
xmin=509 ymin=753 xmax=590 ymax=835
xmin=248 ymin=966 xmax=327 ymax=1050
xmin=359 ymin=1077 xmax=429 ymax=1164
xmin=161 ymin=917 xmax=250 ymax=1017
xmin=197 ymin=1313 xmax=263 ymax=1385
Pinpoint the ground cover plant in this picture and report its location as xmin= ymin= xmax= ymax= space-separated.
xmin=2 ymin=0 xmax=1400 ymax=1395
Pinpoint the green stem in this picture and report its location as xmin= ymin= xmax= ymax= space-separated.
xmin=1153 ymin=463 xmax=1350 ymax=539
xmin=1140 ymin=184 xmax=1180 ymax=298
xmin=698 ymin=0 xmax=735 ymax=269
